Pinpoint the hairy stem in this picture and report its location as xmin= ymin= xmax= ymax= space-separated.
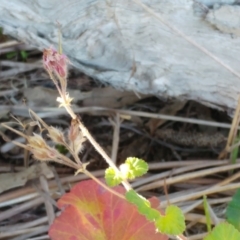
xmin=84 ymin=169 xmax=126 ymax=199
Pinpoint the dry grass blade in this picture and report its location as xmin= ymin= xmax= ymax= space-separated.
xmin=136 ymin=162 xmax=240 ymax=191
xmin=0 ymin=226 xmax=49 ymax=239
xmin=1 ymin=105 xmax=237 ymax=129
xmin=219 ymin=96 xmax=240 ymax=159
xmin=0 ymin=170 xmax=105 ymax=207
xmin=0 ymin=216 xmax=48 ymax=231
xmin=110 ymin=113 xmax=121 ymax=164
xmin=185 ymin=213 xmax=223 ymax=226
xmin=0 ymin=60 xmax=42 ymax=78
xmin=0 ymin=197 xmax=44 ymax=222
xmin=161 ymin=183 xmax=240 ymax=207
xmin=0 ymin=40 xmax=21 ymax=49
xmin=132 ymin=161 xmax=227 ymax=188
xmin=39 ymin=176 xmax=55 ymax=225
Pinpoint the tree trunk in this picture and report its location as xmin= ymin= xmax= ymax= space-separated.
xmin=1 ymin=0 xmax=240 ymax=114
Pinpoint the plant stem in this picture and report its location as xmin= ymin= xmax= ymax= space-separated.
xmin=57 ymin=89 xmax=132 ymax=190
xmin=84 ymin=170 xmax=126 ymax=199
xmin=78 ymin=119 xmax=132 ymax=191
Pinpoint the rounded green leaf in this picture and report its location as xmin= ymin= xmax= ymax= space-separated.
xmin=155 ymin=205 xmax=185 ymax=235
xmin=126 ymin=190 xmax=161 ymax=221
xmin=126 ymin=189 xmax=150 ymax=208
xmin=121 ymin=157 xmax=148 ymax=180
xmin=204 ymin=222 xmax=240 ymax=240
xmin=105 ymin=167 xmax=122 ymax=187
xmin=144 ymin=208 xmax=162 ymax=222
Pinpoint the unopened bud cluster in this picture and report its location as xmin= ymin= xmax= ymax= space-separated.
xmin=68 ymin=119 xmax=86 ymax=155
xmin=43 ymin=47 xmax=72 ymax=108
xmin=43 ymin=47 xmax=68 ymax=79
xmin=2 ymin=114 xmax=86 ymax=170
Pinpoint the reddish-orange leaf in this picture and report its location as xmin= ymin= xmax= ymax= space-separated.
xmin=49 ymin=179 xmax=168 ymax=240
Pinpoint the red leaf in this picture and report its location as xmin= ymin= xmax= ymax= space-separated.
xmin=49 ymin=180 xmax=168 ymax=240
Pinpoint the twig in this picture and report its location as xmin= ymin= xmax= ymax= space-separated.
xmin=39 ymin=176 xmax=55 ymax=225
xmin=110 ymin=113 xmax=121 ymax=164
xmin=84 ymin=170 xmax=125 ymax=199
xmin=76 ymin=118 xmax=132 ymax=190
xmin=132 ymin=161 xmax=227 ymax=188
xmin=0 ymin=197 xmax=43 ymax=222
xmin=7 ymin=105 xmax=237 ymax=129
xmin=160 ymin=182 xmax=240 ymax=207
xmin=136 ymin=162 xmax=240 ymax=191
xmin=11 ymin=226 xmax=49 ymax=240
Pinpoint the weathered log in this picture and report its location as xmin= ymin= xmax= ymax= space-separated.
xmin=1 ymin=0 xmax=240 ymax=114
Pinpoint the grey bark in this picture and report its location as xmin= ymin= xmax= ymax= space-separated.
xmin=1 ymin=0 xmax=240 ymax=114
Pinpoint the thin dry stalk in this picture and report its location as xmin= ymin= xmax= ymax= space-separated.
xmin=2 ymin=104 xmax=237 ymax=129
xmin=0 ymin=197 xmax=43 ymax=222
xmin=0 ymin=226 xmax=48 ymax=239
xmin=11 ymin=226 xmax=49 ymax=240
xmin=0 ymin=170 xmax=105 ymax=207
xmin=219 ymin=96 xmax=240 ymax=158
xmin=39 ymin=176 xmax=55 ymax=225
xmin=185 ymin=213 xmax=223 ymax=225
xmin=205 ymin=201 xmax=220 ymax=225
xmin=161 ymin=182 xmax=240 ymax=207
xmin=0 ymin=40 xmax=21 ymax=48
xmin=214 ymin=170 xmax=240 ymax=187
xmin=136 ymin=162 xmax=240 ymax=191
xmin=51 ymin=166 xmax=66 ymax=195
xmin=24 ymin=235 xmax=50 ymax=240
xmin=132 ymin=161 xmax=228 ymax=188
xmin=0 ymin=216 xmax=48 ymax=231
xmin=181 ymin=200 xmax=202 ymax=214
xmin=110 ymin=113 xmax=121 ymax=164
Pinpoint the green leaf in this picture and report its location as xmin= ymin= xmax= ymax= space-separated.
xmin=203 ymin=195 xmax=212 ymax=232
xmin=231 ymin=144 xmax=239 ymax=165
xmin=6 ymin=51 xmax=17 ymax=59
xmin=226 ymin=189 xmax=240 ymax=231
xmin=204 ymin=222 xmax=240 ymax=240
xmin=120 ymin=157 xmax=148 ymax=180
xmin=55 ymin=144 xmax=68 ymax=154
xmin=20 ymin=50 xmax=28 ymax=61
xmin=105 ymin=167 xmax=123 ymax=187
xmin=145 ymin=208 xmax=162 ymax=222
xmin=126 ymin=190 xmax=160 ymax=221
xmin=230 ymin=132 xmax=240 ymax=171
xmin=126 ymin=190 xmax=185 ymax=235
xmin=126 ymin=189 xmax=150 ymax=208
xmin=155 ymin=205 xmax=185 ymax=235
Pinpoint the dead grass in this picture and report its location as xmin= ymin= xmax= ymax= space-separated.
xmin=0 ymin=38 xmax=239 ymax=240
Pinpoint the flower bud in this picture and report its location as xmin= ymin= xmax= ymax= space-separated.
xmin=43 ymin=47 xmax=68 ymax=78
xmin=48 ymin=126 xmax=65 ymax=144
xmin=31 ymin=148 xmax=50 ymax=161
xmin=28 ymin=133 xmax=48 ymax=149
xmin=68 ymin=120 xmax=86 ymax=155
xmin=31 ymin=147 xmax=59 ymax=161
xmin=68 ymin=119 xmax=79 ymax=142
